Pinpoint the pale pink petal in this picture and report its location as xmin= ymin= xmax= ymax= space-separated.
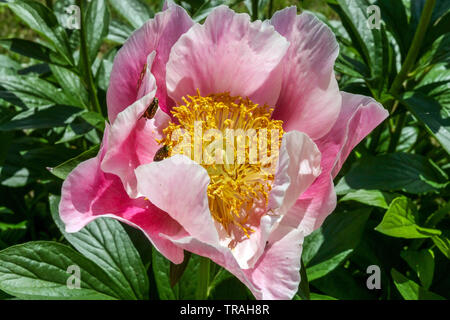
xmin=245 ymin=225 xmax=304 ymax=299
xmin=59 ymin=126 xmax=185 ymax=264
xmin=269 ymin=131 xmax=322 ymax=216
xmin=107 ymin=4 xmax=194 ymax=122
xmin=270 ymin=7 xmax=341 ymax=140
xmin=166 ymin=5 xmax=289 ymax=107
xmin=136 ymin=52 xmax=157 ymax=100
xmin=162 ymin=225 xmax=304 ymax=300
xmin=135 ymin=155 xmax=220 ymax=245
xmin=102 ymin=82 xmax=171 ymax=198
xmin=283 ymin=92 xmax=389 ymax=235
xmin=227 ymin=214 xmax=277 ymax=269
xmin=232 ymin=131 xmax=321 ymax=269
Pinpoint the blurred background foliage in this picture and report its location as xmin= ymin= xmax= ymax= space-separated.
xmin=0 ymin=0 xmax=448 ymax=300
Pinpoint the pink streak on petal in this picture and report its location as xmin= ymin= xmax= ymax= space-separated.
xmin=270 ymin=7 xmax=342 ymax=140
xmin=166 ymin=5 xmax=289 ymax=107
xmin=59 ymin=125 xmax=185 ymax=264
xmin=102 ymin=87 xmax=171 ymax=198
xmin=107 ymin=5 xmax=194 ymax=122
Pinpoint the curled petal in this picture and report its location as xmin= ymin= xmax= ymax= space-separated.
xmin=102 ymin=72 xmax=171 ymax=198
xmin=107 ymin=4 xmax=194 ymax=122
xmin=135 ymin=155 xmax=220 ymax=245
xmin=285 ymin=92 xmax=389 ymax=235
xmin=233 ymin=131 xmax=320 ymax=269
xmin=269 ymin=131 xmax=322 ymax=216
xmin=59 ymin=126 xmax=185 ymax=264
xmin=166 ymin=5 xmax=289 ymax=107
xmin=270 ymin=7 xmax=341 ymax=140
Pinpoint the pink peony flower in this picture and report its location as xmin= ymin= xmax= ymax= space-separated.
xmin=59 ymin=3 xmax=388 ymax=300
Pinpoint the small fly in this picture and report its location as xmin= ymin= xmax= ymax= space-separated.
xmin=141 ymin=97 xmax=159 ymax=120
xmin=153 ymin=145 xmax=169 ymax=162
xmin=136 ymin=63 xmax=147 ymax=90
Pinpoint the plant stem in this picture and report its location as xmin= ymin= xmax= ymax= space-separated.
xmin=251 ymin=0 xmax=258 ymax=21
xmin=268 ymin=0 xmax=274 ymax=18
xmin=369 ymin=123 xmax=384 ymax=154
xmin=389 ymin=0 xmax=436 ymax=96
xmin=386 ymin=0 xmax=435 ymax=153
xmin=195 ymin=256 xmax=210 ymax=300
xmin=77 ymin=0 xmax=102 ymax=115
xmin=387 ymin=111 xmax=407 ymax=153
xmin=45 ymin=0 xmax=53 ymax=9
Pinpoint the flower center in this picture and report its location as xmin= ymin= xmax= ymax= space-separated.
xmin=159 ymin=92 xmax=284 ymax=237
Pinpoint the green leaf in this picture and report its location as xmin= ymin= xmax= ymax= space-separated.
xmin=0 ymin=241 xmax=124 ymax=300
xmin=401 ymin=249 xmax=434 ymax=289
xmin=49 ymin=65 xmax=89 ymax=109
xmin=307 ymin=249 xmax=353 ymax=281
xmin=192 ymin=0 xmax=231 ymax=22
xmin=432 ymin=235 xmax=450 ymax=259
xmin=107 ymin=19 xmax=134 ymax=44
xmin=169 ymin=252 xmax=191 ymax=288
xmin=2 ymin=0 xmax=73 ymax=66
xmin=208 ymin=266 xmax=234 ymax=298
xmin=376 ymin=0 xmax=409 ymax=58
xmin=311 ymin=266 xmax=375 ymax=300
xmin=0 ymin=140 xmax=79 ymax=187
xmin=328 ymin=0 xmax=390 ymax=92
xmin=178 ymin=254 xmax=202 ymax=299
xmin=108 ymin=0 xmax=153 ymax=30
xmin=339 ymin=189 xmax=397 ymax=209
xmin=0 ymin=75 xmax=76 ymax=108
xmin=0 ymin=131 xmax=13 ymax=167
xmin=398 ymin=91 xmax=450 ymax=155
xmin=310 ymin=293 xmax=338 ymax=300
xmin=375 ymin=197 xmax=442 ymax=239
xmin=297 ymin=259 xmax=310 ymax=299
xmin=84 ymin=0 xmax=110 ymax=64
xmin=0 ymin=105 xmax=83 ymax=131
xmin=0 ymin=38 xmax=68 ymax=66
xmin=335 ymin=153 xmax=448 ymax=194
xmin=49 ymin=195 xmax=149 ymax=300
xmin=0 ymin=54 xmax=20 ymax=71
xmin=0 ymin=221 xmax=27 ymax=232
xmin=391 ymin=268 xmax=444 ymax=300
xmin=49 ymin=144 xmax=99 ymax=180
xmin=303 ymin=208 xmax=371 ymax=280
xmin=152 ymin=249 xmax=177 ymax=300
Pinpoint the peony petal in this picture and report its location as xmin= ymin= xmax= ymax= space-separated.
xmin=102 ymin=80 xmax=171 ymax=198
xmin=228 ymin=214 xmax=276 ymax=269
xmin=244 ymin=225 xmax=304 ymax=299
xmin=166 ymin=5 xmax=289 ymax=107
xmin=232 ymin=131 xmax=320 ymax=269
xmin=283 ymin=92 xmax=389 ymax=235
xmin=162 ymin=225 xmax=304 ymax=300
xmin=59 ymin=126 xmax=185 ymax=263
xmin=107 ymin=4 xmax=194 ymax=122
xmin=270 ymin=7 xmax=341 ymax=140
xmin=135 ymin=155 xmax=220 ymax=245
xmin=269 ymin=131 xmax=322 ymax=216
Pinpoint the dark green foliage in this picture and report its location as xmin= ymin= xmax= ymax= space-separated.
xmin=0 ymin=0 xmax=448 ymax=300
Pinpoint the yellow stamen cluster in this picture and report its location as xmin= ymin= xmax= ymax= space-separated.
xmin=159 ymin=92 xmax=284 ymax=237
